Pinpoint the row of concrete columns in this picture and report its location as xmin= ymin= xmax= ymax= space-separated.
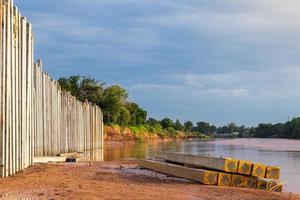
xmin=33 ymin=61 xmax=104 ymax=159
xmin=0 ymin=0 xmax=104 ymax=177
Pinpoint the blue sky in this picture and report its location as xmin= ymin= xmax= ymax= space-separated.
xmin=15 ymin=0 xmax=300 ymax=126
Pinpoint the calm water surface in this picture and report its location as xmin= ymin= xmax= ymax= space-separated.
xmin=104 ymin=138 xmax=300 ymax=194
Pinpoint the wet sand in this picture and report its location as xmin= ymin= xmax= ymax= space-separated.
xmin=0 ymin=161 xmax=299 ymax=200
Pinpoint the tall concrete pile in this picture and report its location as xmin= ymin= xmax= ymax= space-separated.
xmin=0 ymin=0 xmax=104 ymax=177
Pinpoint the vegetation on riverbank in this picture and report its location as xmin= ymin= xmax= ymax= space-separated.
xmin=250 ymin=118 xmax=300 ymax=139
xmin=104 ymin=125 xmax=211 ymax=143
xmin=58 ymin=75 xmax=300 ymax=141
xmin=58 ymin=76 xmax=212 ymax=142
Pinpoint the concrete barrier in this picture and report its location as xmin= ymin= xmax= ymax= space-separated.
xmin=238 ymin=160 xmax=253 ymax=175
xmin=158 ymin=152 xmax=239 ymax=173
xmin=231 ymin=174 xmax=245 ymax=187
xmin=266 ymin=166 xmax=280 ymax=180
xmin=139 ymin=159 xmax=218 ymax=185
xmin=251 ymin=163 xmax=267 ymax=178
xmin=218 ymin=172 xmax=232 ymax=186
xmin=139 ymin=158 xmax=282 ymax=192
xmin=243 ymin=176 xmax=257 ymax=189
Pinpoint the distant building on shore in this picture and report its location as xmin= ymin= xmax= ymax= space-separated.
xmin=214 ymin=132 xmax=240 ymax=138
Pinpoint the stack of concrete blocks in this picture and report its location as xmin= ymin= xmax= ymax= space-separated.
xmin=139 ymin=152 xmax=281 ymax=192
xmin=0 ymin=0 xmax=104 ymax=177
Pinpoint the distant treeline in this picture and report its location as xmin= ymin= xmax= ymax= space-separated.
xmin=250 ymin=118 xmax=300 ymax=139
xmin=185 ymin=119 xmax=300 ymax=139
xmin=58 ymin=76 xmax=300 ymax=140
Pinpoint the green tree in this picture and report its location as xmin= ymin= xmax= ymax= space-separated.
xmin=160 ymin=118 xmax=174 ymax=129
xmin=284 ymin=118 xmax=300 ymax=139
xmin=174 ymin=119 xmax=184 ymax=131
xmin=184 ymin=121 xmax=193 ymax=132
xmin=209 ymin=125 xmax=217 ymax=134
xmin=196 ymin=121 xmax=210 ymax=134
xmin=254 ymin=123 xmax=273 ymax=138
xmin=58 ymin=76 xmax=105 ymax=103
xmin=117 ymin=107 xmax=131 ymax=126
xmin=146 ymin=118 xmax=160 ymax=126
xmin=58 ymin=76 xmax=80 ymax=97
xmin=99 ymin=84 xmax=128 ymax=124
xmin=126 ymin=103 xmax=147 ymax=125
xmin=78 ymin=77 xmax=104 ymax=103
xmin=227 ymin=122 xmax=238 ymax=133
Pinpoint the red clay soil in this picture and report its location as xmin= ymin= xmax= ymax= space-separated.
xmin=0 ymin=161 xmax=298 ymax=200
xmin=104 ymin=126 xmax=186 ymax=143
xmin=104 ymin=126 xmax=161 ymax=143
xmin=105 ymin=126 xmax=134 ymax=142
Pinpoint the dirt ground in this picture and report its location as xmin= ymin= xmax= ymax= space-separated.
xmin=0 ymin=161 xmax=299 ymax=200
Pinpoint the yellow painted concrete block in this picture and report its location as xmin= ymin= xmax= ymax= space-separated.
xmin=267 ymin=180 xmax=283 ymax=192
xmin=257 ymin=178 xmax=283 ymax=192
xmin=231 ymin=174 xmax=245 ymax=187
xmin=266 ymin=166 xmax=280 ymax=180
xmin=204 ymin=170 xmax=218 ymax=185
xmin=224 ymin=158 xmax=239 ymax=173
xmin=238 ymin=160 xmax=253 ymax=175
xmin=257 ymin=178 xmax=268 ymax=190
xmin=252 ymin=163 xmax=267 ymax=178
xmin=243 ymin=176 xmax=257 ymax=189
xmin=218 ymin=172 xmax=232 ymax=186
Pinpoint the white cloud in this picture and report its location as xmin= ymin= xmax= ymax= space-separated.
xmin=130 ymin=83 xmax=186 ymax=93
xmin=131 ymin=67 xmax=300 ymax=99
xmin=139 ymin=0 xmax=300 ymax=47
xmin=173 ymin=67 xmax=300 ymax=98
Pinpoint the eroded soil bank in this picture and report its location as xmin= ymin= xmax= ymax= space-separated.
xmin=0 ymin=161 xmax=299 ymax=200
xmin=104 ymin=125 xmax=210 ymax=144
xmin=104 ymin=126 xmax=177 ymax=143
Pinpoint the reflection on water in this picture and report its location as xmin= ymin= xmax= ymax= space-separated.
xmin=104 ymin=138 xmax=300 ymax=194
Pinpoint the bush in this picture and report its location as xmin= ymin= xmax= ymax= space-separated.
xmin=143 ymin=124 xmax=156 ymax=133
xmin=153 ymin=124 xmax=166 ymax=138
xmin=165 ymin=127 xmax=177 ymax=137
xmin=129 ymin=126 xmax=147 ymax=134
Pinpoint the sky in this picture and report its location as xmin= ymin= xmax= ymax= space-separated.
xmin=14 ymin=0 xmax=300 ymax=126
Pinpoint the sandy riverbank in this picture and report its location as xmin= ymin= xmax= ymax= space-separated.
xmin=0 ymin=161 xmax=298 ymax=200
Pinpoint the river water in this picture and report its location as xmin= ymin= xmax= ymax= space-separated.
xmin=104 ymin=138 xmax=300 ymax=194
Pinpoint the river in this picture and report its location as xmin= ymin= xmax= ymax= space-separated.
xmin=104 ymin=138 xmax=300 ymax=194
